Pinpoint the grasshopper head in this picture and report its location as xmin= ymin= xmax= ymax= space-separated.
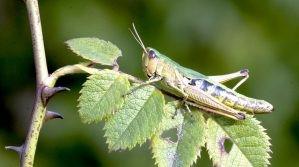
xmin=129 ymin=23 xmax=160 ymax=78
xmin=142 ymin=47 xmax=159 ymax=78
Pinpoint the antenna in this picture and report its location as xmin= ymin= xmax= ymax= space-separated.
xmin=129 ymin=23 xmax=147 ymax=54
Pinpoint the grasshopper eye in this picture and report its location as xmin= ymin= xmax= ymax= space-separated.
xmin=148 ymin=50 xmax=156 ymax=59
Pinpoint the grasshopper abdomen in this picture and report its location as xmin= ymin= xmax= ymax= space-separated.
xmin=189 ymin=78 xmax=273 ymax=113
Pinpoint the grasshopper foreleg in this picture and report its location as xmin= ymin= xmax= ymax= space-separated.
xmin=164 ymin=78 xmax=188 ymax=98
xmin=184 ymin=103 xmax=192 ymax=113
xmin=124 ymin=76 xmax=163 ymax=96
xmin=165 ymin=79 xmax=192 ymax=113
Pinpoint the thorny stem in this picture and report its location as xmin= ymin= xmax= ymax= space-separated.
xmin=21 ymin=0 xmax=48 ymax=166
xmin=21 ymin=90 xmax=45 ymax=167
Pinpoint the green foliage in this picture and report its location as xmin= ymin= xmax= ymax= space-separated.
xmin=78 ymin=70 xmax=130 ymax=123
xmin=152 ymin=102 xmax=206 ymax=167
xmin=104 ymin=85 xmax=165 ymax=151
xmin=73 ymin=38 xmax=271 ymax=167
xmin=206 ymin=116 xmax=271 ymax=167
xmin=66 ymin=38 xmax=122 ymax=66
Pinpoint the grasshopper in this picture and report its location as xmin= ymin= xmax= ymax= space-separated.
xmin=129 ymin=24 xmax=273 ymax=120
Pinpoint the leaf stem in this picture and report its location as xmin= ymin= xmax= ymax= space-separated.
xmin=45 ymin=62 xmax=144 ymax=87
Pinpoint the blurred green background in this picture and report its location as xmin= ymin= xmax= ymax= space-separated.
xmin=1 ymin=0 xmax=299 ymax=166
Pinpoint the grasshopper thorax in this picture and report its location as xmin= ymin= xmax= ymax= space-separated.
xmin=142 ymin=47 xmax=159 ymax=78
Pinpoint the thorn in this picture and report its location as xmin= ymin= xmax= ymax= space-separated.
xmin=5 ymin=145 xmax=23 ymax=155
xmin=42 ymin=86 xmax=70 ymax=105
xmin=45 ymin=111 xmax=64 ymax=122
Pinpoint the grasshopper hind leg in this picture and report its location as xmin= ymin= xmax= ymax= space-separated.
xmin=232 ymin=69 xmax=249 ymax=91
xmin=236 ymin=112 xmax=246 ymax=120
xmin=186 ymin=101 xmax=246 ymax=120
xmin=208 ymin=69 xmax=249 ymax=91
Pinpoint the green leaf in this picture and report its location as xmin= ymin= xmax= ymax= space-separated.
xmin=66 ymin=38 xmax=122 ymax=66
xmin=152 ymin=102 xmax=206 ymax=167
xmin=78 ymin=70 xmax=130 ymax=123
xmin=206 ymin=115 xmax=271 ymax=167
xmin=104 ymin=85 xmax=165 ymax=151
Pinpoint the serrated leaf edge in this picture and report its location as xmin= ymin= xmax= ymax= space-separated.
xmin=77 ymin=71 xmax=128 ymax=124
xmin=104 ymin=87 xmax=165 ymax=151
xmin=65 ymin=38 xmax=122 ymax=66
xmin=206 ymin=116 xmax=271 ymax=167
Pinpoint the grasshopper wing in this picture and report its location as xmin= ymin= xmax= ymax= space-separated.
xmin=184 ymin=84 xmax=245 ymax=120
